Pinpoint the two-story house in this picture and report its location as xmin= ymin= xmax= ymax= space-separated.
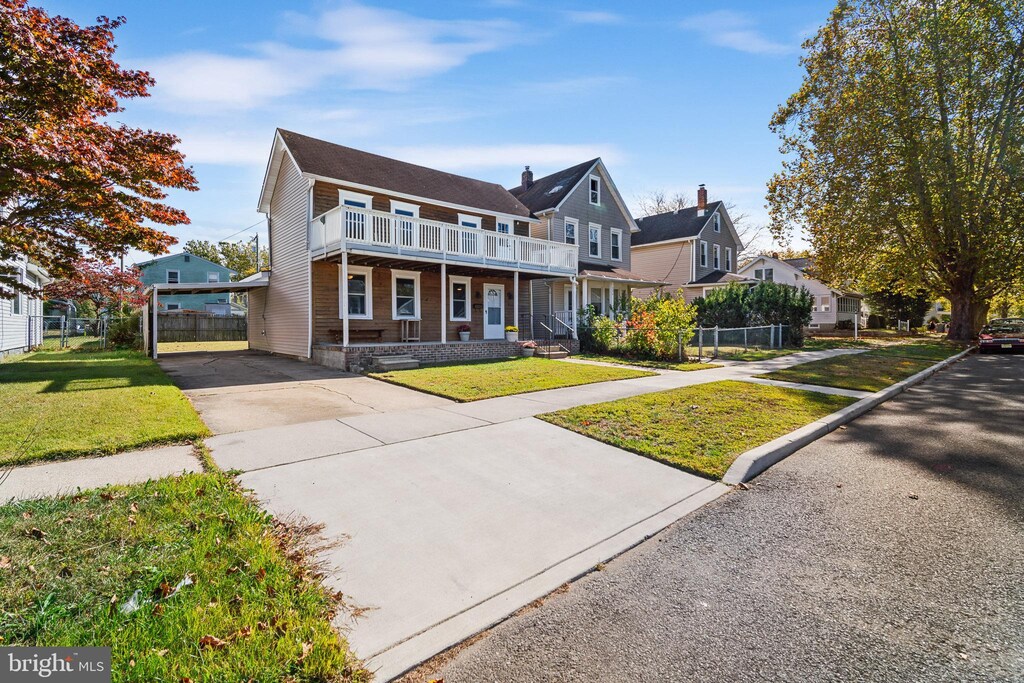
xmin=508 ymin=160 xmax=663 ymax=336
xmin=629 ymin=185 xmax=750 ymax=302
xmin=737 ymin=255 xmax=863 ymax=330
xmin=250 ymin=129 xmax=578 ymax=371
xmin=137 ymin=253 xmax=237 ymax=314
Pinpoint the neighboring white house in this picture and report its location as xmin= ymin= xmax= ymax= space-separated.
xmin=1 ymin=257 xmax=51 ymax=357
xmin=737 ymin=255 xmax=863 ymax=330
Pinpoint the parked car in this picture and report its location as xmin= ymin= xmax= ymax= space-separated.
xmin=978 ymin=318 xmax=1024 ymax=353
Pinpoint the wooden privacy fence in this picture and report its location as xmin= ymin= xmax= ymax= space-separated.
xmin=157 ymin=313 xmax=247 ymax=342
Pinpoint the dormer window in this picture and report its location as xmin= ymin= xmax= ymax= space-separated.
xmin=589 ymin=175 xmax=601 ymax=205
xmin=713 ymin=213 xmax=721 ymax=232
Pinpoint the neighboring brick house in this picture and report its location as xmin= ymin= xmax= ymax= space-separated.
xmin=737 ymin=255 xmax=864 ymax=330
xmin=630 ymin=185 xmax=751 ymax=302
xmin=250 ymin=129 xmax=578 ymax=369
xmin=508 ymin=159 xmax=663 ymax=335
xmin=137 ymin=253 xmax=237 ymax=313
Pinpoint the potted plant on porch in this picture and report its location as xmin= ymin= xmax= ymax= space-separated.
xmin=457 ymin=324 xmax=471 ymax=342
xmin=504 ymin=325 xmax=519 ymax=342
xmin=520 ymin=340 xmax=537 ymax=357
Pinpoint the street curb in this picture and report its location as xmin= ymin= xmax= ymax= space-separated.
xmin=722 ymin=347 xmax=974 ymax=485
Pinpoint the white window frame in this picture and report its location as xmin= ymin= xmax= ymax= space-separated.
xmin=341 ymin=265 xmax=373 ymax=320
xmin=713 ymin=213 xmax=721 ymax=232
xmin=699 ymin=241 xmax=707 ymax=268
xmin=589 ymin=223 xmax=601 ymax=258
xmin=754 ymin=268 xmax=763 ymax=280
xmin=819 ymin=295 xmax=832 ymax=312
xmin=725 ymin=247 xmax=733 ymax=271
xmin=589 ymin=174 xmax=601 ymax=205
xmin=391 ymin=269 xmax=421 ymax=320
xmin=495 ymin=217 xmax=513 ymax=234
xmin=610 ymin=228 xmax=622 ymax=261
xmin=166 ymin=303 xmax=181 ymax=311
xmin=166 ymin=270 xmax=180 ymax=284
xmin=564 ymin=217 xmax=578 ymax=245
xmin=207 ymin=272 xmax=220 ymax=283
xmin=449 ymin=275 xmax=472 ymax=322
xmin=713 ymin=244 xmax=721 ymax=270
xmin=339 ymin=189 xmax=373 ymax=209
xmin=11 ymin=270 xmax=22 ymax=315
xmin=457 ymin=213 xmax=481 ymax=229
xmin=390 ymin=199 xmax=420 ymax=218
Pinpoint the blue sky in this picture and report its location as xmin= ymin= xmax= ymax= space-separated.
xmin=46 ymin=0 xmax=835 ymax=263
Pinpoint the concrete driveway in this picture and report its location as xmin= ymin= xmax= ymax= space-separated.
xmin=157 ymin=350 xmax=447 ymax=434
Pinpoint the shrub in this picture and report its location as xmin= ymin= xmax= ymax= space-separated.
xmin=694 ymin=283 xmax=749 ymax=328
xmin=835 ymin=319 xmax=854 ymax=330
xmin=107 ymin=311 xmax=142 ymax=349
xmin=867 ymin=314 xmax=885 ymax=329
xmin=695 ymin=281 xmax=813 ymax=346
xmin=588 ymin=315 xmax=618 ymax=353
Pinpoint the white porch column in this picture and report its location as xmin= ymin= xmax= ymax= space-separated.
xmin=440 ymin=263 xmax=447 ymax=343
xmin=152 ymin=288 xmax=159 ymax=359
xmin=513 ymin=271 xmax=519 ymax=335
xmin=340 ymin=252 xmax=350 ymax=347
xmin=581 ymin=278 xmax=589 ymax=310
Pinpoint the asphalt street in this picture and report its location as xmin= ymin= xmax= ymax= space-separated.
xmin=412 ymin=352 xmax=1024 ymax=683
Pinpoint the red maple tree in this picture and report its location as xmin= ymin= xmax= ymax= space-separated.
xmin=0 ymin=0 xmax=197 ymax=297
xmin=45 ymin=258 xmax=146 ymax=314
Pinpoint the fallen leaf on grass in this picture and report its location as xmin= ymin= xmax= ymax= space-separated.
xmin=58 ymin=566 xmax=73 ymax=578
xmin=0 ymin=556 xmax=11 ymax=570
xmin=296 ymin=641 xmax=313 ymax=663
xmin=255 ymin=567 xmax=267 ymax=582
xmin=21 ymin=511 xmax=32 ymax=519
xmin=130 ymin=502 xmax=139 ymax=513
xmin=198 ymin=635 xmax=227 ymax=650
xmin=152 ymin=604 xmax=164 ymax=616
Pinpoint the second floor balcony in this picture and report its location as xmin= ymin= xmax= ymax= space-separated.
xmin=310 ymin=205 xmax=578 ymax=276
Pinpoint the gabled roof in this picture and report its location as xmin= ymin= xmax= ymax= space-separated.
xmin=687 ymin=270 xmax=754 ymax=285
xmin=266 ymin=129 xmax=532 ymax=219
xmin=135 ymin=251 xmax=236 ymax=274
xmin=782 ymin=257 xmax=812 ymax=271
xmin=577 ymin=262 xmax=667 ymax=287
xmin=509 ymin=158 xmax=600 ymax=213
xmin=631 ymin=201 xmax=725 ymax=246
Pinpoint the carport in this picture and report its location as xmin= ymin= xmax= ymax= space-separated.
xmin=142 ymin=272 xmax=269 ymax=358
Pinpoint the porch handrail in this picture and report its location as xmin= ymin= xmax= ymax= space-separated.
xmin=310 ymin=205 xmax=578 ymax=273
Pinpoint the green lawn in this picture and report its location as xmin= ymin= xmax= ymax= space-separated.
xmin=0 ymin=473 xmax=366 ymax=682
xmin=0 ymin=351 xmax=210 ymax=466
xmin=757 ymin=342 xmax=963 ymax=392
xmin=575 ymin=354 xmax=721 ymax=371
xmin=539 ymin=380 xmax=855 ymax=479
xmin=714 ymin=337 xmax=877 ymax=361
xmin=369 ymin=357 xmax=654 ymax=401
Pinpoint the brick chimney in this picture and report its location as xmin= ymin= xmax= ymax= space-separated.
xmin=696 ymin=183 xmax=708 ymax=216
xmin=522 ymin=166 xmax=534 ymax=189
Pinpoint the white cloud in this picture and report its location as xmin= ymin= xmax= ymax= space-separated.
xmin=148 ymin=2 xmax=519 ymax=109
xmin=175 ymin=129 xmax=273 ymax=166
xmin=682 ymin=11 xmax=793 ymax=56
xmin=380 ymin=143 xmax=624 ymax=172
xmin=563 ymin=11 xmax=623 ymax=25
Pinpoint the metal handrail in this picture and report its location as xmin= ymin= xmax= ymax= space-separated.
xmin=535 ymin=319 xmax=570 ymax=355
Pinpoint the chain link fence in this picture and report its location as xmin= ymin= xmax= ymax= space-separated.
xmin=32 ymin=316 xmax=122 ymax=351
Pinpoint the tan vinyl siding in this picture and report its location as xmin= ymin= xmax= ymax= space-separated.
xmin=258 ymin=156 xmax=311 ymax=357
xmin=631 ymin=241 xmax=693 ymax=298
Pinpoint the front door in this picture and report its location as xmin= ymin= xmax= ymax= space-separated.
xmin=562 ymin=285 xmax=576 ymax=329
xmin=484 ymin=284 xmax=504 ymax=339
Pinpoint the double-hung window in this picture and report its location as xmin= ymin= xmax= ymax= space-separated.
xmin=589 ymin=175 xmax=601 ymax=205
xmin=207 ymin=272 xmax=220 ymax=283
xmin=589 ymin=223 xmax=601 ymax=258
xmin=391 ymin=200 xmax=420 ymax=248
xmin=713 ymin=244 xmax=721 ymax=270
xmin=819 ymin=295 xmax=831 ymax=312
xmin=166 ymin=270 xmax=179 ymax=284
xmin=610 ymin=229 xmax=622 ymax=261
xmin=725 ymin=247 xmax=733 ymax=271
xmin=342 ymin=266 xmax=373 ymax=319
xmin=713 ymin=213 xmax=721 ymax=232
xmin=11 ymin=270 xmax=22 ymax=314
xmin=449 ymin=276 xmax=471 ymax=321
xmin=392 ymin=270 xmax=421 ymax=320
xmin=339 ymin=190 xmax=373 ymax=241
xmin=564 ymin=218 xmax=577 ymax=245
xmin=456 ymin=214 xmax=481 ymax=254
xmin=754 ymin=267 xmax=774 ymax=281
xmin=496 ymin=220 xmax=511 ymax=234
xmin=699 ymin=241 xmax=708 ymax=268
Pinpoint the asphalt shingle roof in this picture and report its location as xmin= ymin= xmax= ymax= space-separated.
xmin=508 ymin=159 xmax=599 ymax=213
xmin=688 ymin=270 xmax=753 ymax=285
xmin=279 ymin=129 xmax=532 ymax=218
xmin=782 ymin=257 xmax=812 ymax=271
xmin=631 ymin=201 xmax=724 ymax=247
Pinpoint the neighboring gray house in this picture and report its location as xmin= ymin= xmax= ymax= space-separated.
xmin=737 ymin=254 xmax=864 ymax=330
xmin=629 ymin=185 xmax=750 ymax=302
xmin=1 ymin=257 xmax=50 ymax=357
xmin=509 ymin=159 xmax=663 ymax=335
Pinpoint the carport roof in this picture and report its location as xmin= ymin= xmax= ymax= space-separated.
xmin=145 ymin=277 xmax=269 ymax=296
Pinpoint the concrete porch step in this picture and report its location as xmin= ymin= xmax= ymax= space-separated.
xmin=372 ymin=354 xmax=420 ymax=371
xmin=535 ymin=346 xmax=569 ymax=359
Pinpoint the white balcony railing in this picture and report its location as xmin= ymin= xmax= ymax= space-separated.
xmin=310 ymin=205 xmax=578 ymax=275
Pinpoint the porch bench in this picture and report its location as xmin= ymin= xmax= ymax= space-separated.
xmin=328 ymin=328 xmax=386 ymax=344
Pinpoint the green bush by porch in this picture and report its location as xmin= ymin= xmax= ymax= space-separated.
xmin=368 ymin=357 xmax=653 ymax=401
xmin=0 ymin=351 xmax=210 ymax=466
xmin=538 ymin=380 xmax=855 ymax=479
